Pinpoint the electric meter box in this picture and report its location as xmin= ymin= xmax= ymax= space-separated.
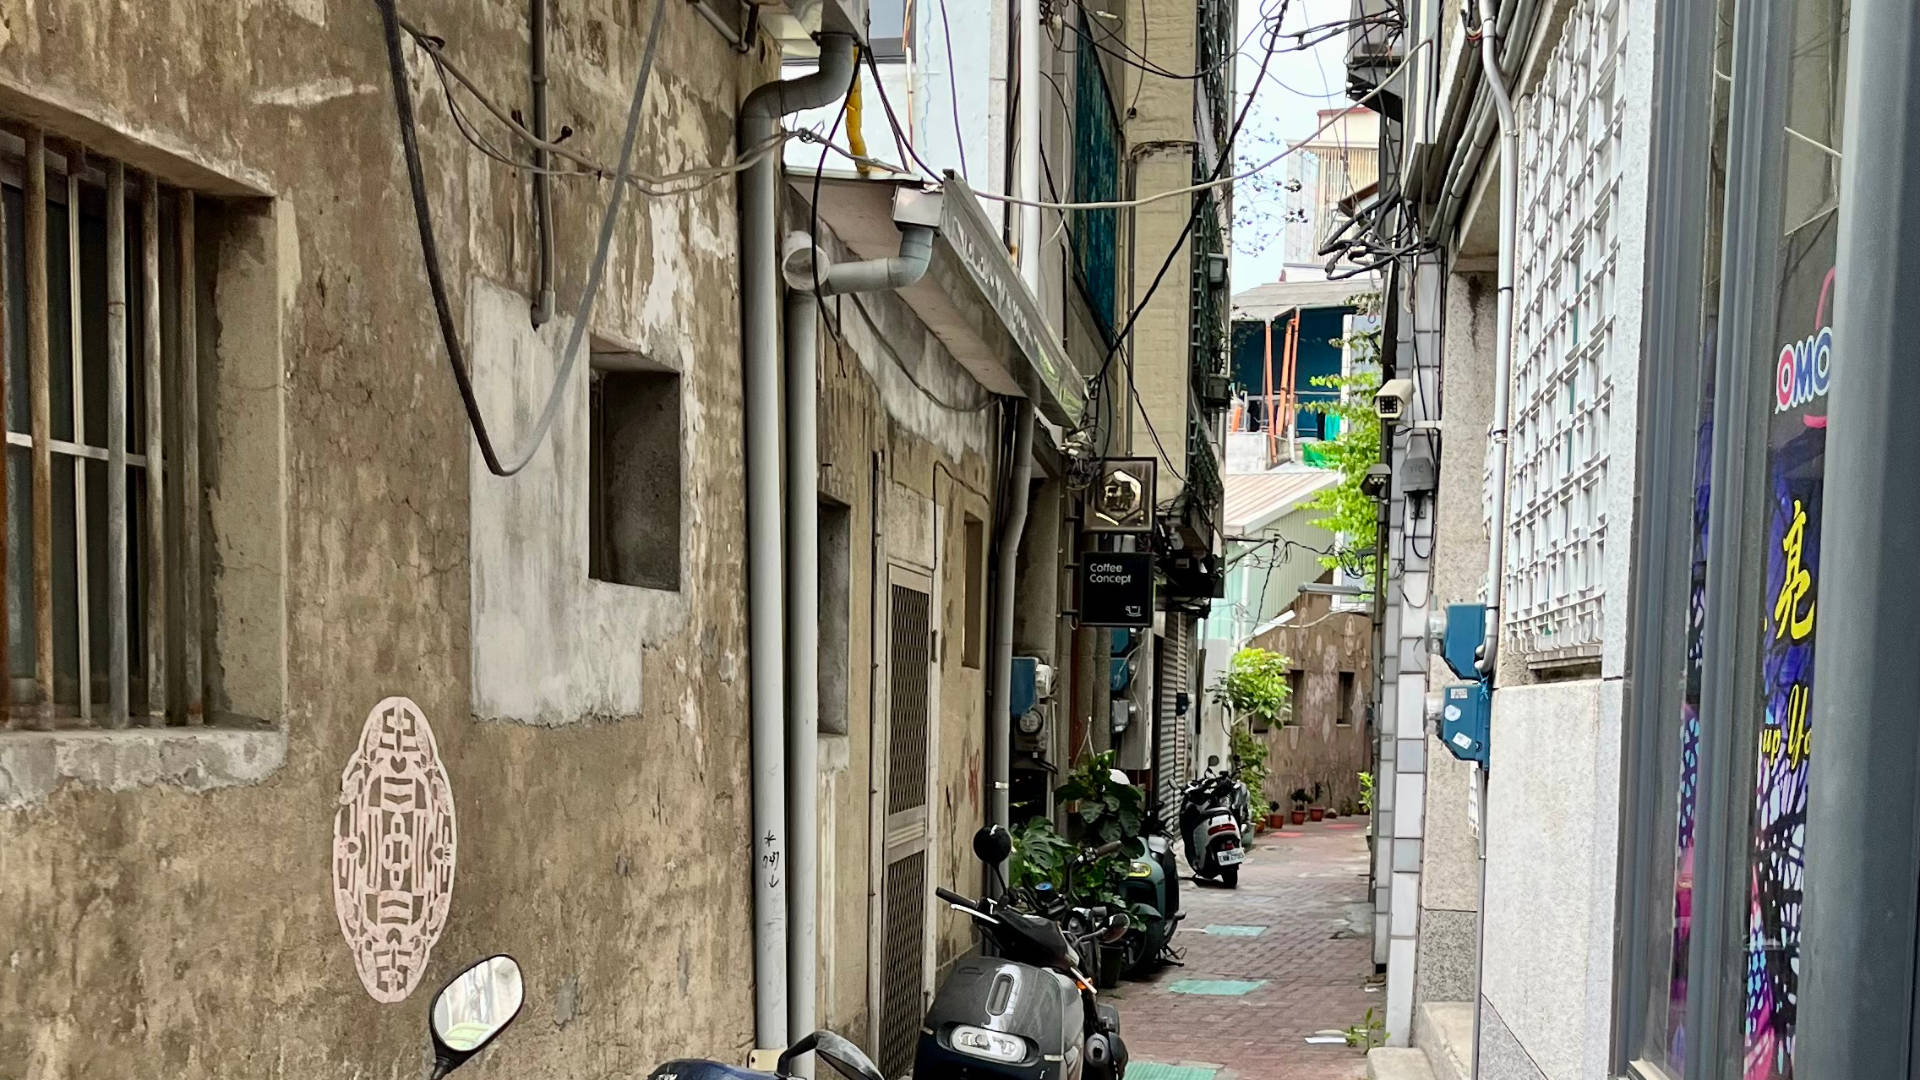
xmin=1010 ymin=656 xmax=1051 ymax=718
xmin=1443 ymin=604 xmax=1488 ymax=680
xmin=1441 ymin=682 xmax=1492 ymax=768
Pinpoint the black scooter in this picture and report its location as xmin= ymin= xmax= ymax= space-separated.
xmin=422 ymin=953 xmax=889 ymax=1080
xmin=917 ymin=826 xmax=1132 ymax=1080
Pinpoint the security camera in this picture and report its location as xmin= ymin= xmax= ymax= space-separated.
xmin=1375 ymin=378 xmax=1414 ymax=424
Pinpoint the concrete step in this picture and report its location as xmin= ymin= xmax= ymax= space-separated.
xmin=1366 ymin=1048 xmax=1436 ymax=1080
xmin=1414 ymin=1002 xmax=1474 ymax=1080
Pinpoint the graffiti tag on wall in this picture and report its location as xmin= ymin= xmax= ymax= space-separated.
xmin=332 ymin=696 xmax=458 ymax=1003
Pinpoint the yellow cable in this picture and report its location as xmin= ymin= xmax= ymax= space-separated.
xmin=847 ymin=68 xmax=871 ymax=177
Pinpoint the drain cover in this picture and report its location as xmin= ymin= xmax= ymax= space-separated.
xmin=1201 ymin=925 xmax=1267 ymax=937
xmin=1127 ymin=1066 xmax=1219 ymax=1080
xmin=1168 ymin=979 xmax=1267 ymax=996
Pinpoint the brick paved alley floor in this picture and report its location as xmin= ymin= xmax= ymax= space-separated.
xmin=1106 ymin=820 xmax=1378 ymax=1080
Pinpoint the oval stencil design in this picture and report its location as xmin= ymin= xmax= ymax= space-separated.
xmin=332 ymin=696 xmax=457 ymax=1003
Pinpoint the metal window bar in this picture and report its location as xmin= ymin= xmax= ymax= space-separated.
xmin=2 ymin=129 xmax=188 ymax=729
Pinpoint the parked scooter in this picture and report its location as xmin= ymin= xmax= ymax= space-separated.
xmin=422 ymin=952 xmax=889 ymax=1080
xmin=918 ymin=826 xmax=1132 ymax=1080
xmin=1118 ymin=812 xmax=1184 ymax=974
xmin=1179 ymin=755 xmax=1246 ymax=888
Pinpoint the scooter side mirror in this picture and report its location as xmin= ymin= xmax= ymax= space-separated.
xmin=1100 ymin=911 xmax=1131 ymax=944
xmin=779 ymin=1030 xmax=887 ymax=1080
xmin=428 ymin=955 xmax=525 ymax=1079
xmin=973 ymin=825 xmax=1013 ymax=865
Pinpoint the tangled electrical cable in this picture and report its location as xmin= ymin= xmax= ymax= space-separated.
xmin=375 ymin=0 xmax=667 ymax=477
xmin=403 ymin=18 xmax=777 ymax=197
xmin=1227 ymin=533 xmax=1373 ymax=581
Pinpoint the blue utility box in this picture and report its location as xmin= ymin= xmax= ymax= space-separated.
xmin=1441 ymin=682 xmax=1492 ymax=768
xmin=1443 ymin=604 xmax=1488 ymax=680
xmin=1010 ymin=657 xmax=1038 ymax=718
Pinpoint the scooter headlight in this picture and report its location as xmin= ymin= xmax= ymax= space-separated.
xmin=950 ymin=1025 xmax=1030 ymax=1064
xmin=1128 ymin=859 xmax=1154 ymax=879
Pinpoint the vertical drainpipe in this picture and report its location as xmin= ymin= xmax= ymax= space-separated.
xmin=989 ymin=400 xmax=1037 ymax=844
xmin=1469 ymin=1 xmax=1519 ymax=1078
xmin=987 ymin=0 xmax=1045 ymax=862
xmin=739 ymin=34 xmax=858 ymax=1052
xmin=529 ymin=0 xmax=556 ymax=327
xmin=782 ymin=220 xmax=936 ymax=1055
xmin=1017 ymin=0 xmax=1043 ymax=278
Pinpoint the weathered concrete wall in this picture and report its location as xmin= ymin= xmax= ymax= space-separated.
xmin=1250 ymin=596 xmax=1372 ymax=814
xmin=1417 ymin=270 xmax=1495 ymax=1009
xmin=1 ymin=1 xmax=773 ymax=1076
xmin=808 ymin=214 xmax=997 ymax=1039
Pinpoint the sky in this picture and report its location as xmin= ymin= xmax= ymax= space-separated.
xmin=1231 ymin=0 xmax=1362 ymax=290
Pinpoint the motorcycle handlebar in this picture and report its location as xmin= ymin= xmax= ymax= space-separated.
xmin=1090 ymin=839 xmax=1126 ymax=858
xmin=935 ymin=887 xmax=974 ymax=908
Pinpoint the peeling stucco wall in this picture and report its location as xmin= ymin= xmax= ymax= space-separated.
xmin=807 ymin=218 xmax=998 ymax=1041
xmin=1251 ymin=596 xmax=1373 ymax=814
xmin=0 ymin=1 xmax=767 ymax=1076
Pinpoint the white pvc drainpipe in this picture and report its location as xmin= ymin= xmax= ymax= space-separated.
xmin=781 ymin=222 xmax=935 ymax=1058
xmin=1471 ymin=1 xmax=1519 ymax=1077
xmin=739 ymin=35 xmax=858 ymax=1052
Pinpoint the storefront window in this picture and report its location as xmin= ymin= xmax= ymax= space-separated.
xmin=1621 ymin=1 xmax=1737 ymax=1073
xmin=1738 ymin=1 xmax=1845 ymax=1076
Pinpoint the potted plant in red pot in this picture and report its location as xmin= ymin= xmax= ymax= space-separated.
xmin=1289 ymin=788 xmax=1310 ymax=826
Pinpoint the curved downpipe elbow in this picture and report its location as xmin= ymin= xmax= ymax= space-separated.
xmin=742 ymin=34 xmax=858 ymax=140
xmin=820 ymin=225 xmax=936 ymax=296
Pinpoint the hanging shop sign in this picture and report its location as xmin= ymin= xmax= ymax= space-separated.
xmin=1085 ymin=458 xmax=1158 ymax=534
xmin=1080 ymin=551 xmax=1155 ymax=627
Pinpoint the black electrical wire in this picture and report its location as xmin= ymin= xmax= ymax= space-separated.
xmin=375 ymin=0 xmax=667 ymax=477
xmin=846 ymin=293 xmax=998 ymax=413
xmin=935 ymin=0 xmax=971 ymax=179
xmin=1087 ymin=9 xmax=1289 ymax=438
xmin=811 ymin=55 xmax=859 ymax=352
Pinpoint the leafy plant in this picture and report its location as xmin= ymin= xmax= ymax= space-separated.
xmin=1211 ymin=647 xmax=1293 ymax=730
xmin=1055 ymin=751 xmax=1146 ymax=846
xmin=1008 ymin=814 xmax=1079 ymax=894
xmin=1229 ymin=720 xmax=1273 ymax=822
xmin=1343 ymin=1007 xmax=1386 ymax=1050
xmin=1020 ymin=753 xmax=1146 ymax=917
xmin=1358 ymin=771 xmax=1376 ymax=814
xmin=1302 ymin=292 xmax=1386 ymax=578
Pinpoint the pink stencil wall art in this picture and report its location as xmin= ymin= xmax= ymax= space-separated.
xmin=332 ymin=696 xmax=458 ymax=1003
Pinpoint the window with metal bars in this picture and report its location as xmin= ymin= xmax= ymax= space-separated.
xmin=2 ymin=129 xmax=208 ymax=729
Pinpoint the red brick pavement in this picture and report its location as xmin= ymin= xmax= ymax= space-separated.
xmin=1105 ymin=821 xmax=1379 ymax=1080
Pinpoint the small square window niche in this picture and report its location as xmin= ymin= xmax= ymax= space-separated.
xmin=587 ymin=348 xmax=681 ymax=592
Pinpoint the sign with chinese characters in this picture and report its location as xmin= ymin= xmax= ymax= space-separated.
xmin=1080 ymin=552 xmax=1155 ymax=627
xmin=1085 ymin=459 xmax=1158 ymax=534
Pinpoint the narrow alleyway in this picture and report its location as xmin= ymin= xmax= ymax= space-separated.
xmin=1109 ymin=821 xmax=1378 ymax=1080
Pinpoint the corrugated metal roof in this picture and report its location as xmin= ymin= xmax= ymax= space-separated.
xmin=1223 ymin=469 xmax=1340 ymax=535
xmin=1229 ymin=277 xmax=1380 ymax=322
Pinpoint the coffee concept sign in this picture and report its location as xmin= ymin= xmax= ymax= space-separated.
xmin=1080 ymin=551 xmax=1155 ymax=627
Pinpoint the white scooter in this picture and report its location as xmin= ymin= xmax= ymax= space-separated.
xmin=1178 ymin=754 xmax=1247 ymax=888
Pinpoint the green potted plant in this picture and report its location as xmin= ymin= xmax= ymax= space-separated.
xmin=1358 ymin=772 xmax=1376 ymax=855
xmin=1289 ymin=788 xmax=1310 ymax=826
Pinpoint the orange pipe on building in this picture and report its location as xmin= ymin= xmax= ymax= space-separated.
xmin=1263 ymin=316 xmax=1277 ymax=465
